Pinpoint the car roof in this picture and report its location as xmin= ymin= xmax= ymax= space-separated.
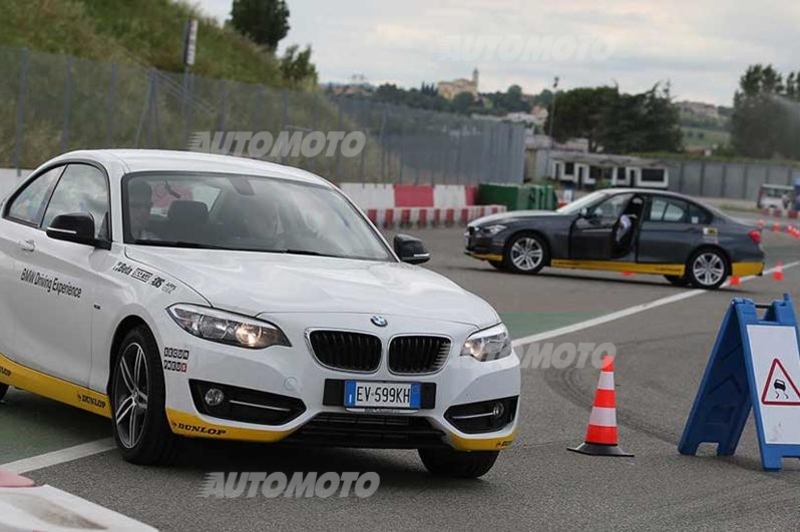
xmin=599 ymin=187 xmax=715 ymax=203
xmin=48 ymin=149 xmax=333 ymax=188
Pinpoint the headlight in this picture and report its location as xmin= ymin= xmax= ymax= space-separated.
xmin=480 ymin=225 xmax=507 ymax=236
xmin=167 ymin=304 xmax=290 ymax=349
xmin=461 ymin=323 xmax=512 ymax=361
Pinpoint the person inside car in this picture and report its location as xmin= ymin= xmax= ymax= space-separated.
xmin=128 ymin=180 xmax=160 ymax=241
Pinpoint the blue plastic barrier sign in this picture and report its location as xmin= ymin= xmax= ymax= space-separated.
xmin=679 ymin=294 xmax=800 ymax=471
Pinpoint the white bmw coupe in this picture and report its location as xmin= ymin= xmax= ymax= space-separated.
xmin=0 ymin=150 xmax=520 ymax=478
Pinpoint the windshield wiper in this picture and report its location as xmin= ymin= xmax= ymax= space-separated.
xmin=133 ymin=240 xmax=230 ymax=250
xmin=275 ymin=248 xmax=343 ymax=258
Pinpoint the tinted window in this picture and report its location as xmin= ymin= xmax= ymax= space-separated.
xmin=42 ymin=164 xmax=109 ymax=239
xmin=590 ymin=193 xmax=633 ymax=219
xmin=648 ymin=197 xmax=711 ymax=224
xmin=641 ymin=168 xmax=666 ymax=183
xmin=6 ymin=166 xmax=63 ymax=225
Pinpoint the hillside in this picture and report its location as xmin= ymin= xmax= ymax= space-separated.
xmin=0 ymin=0 xmax=285 ymax=86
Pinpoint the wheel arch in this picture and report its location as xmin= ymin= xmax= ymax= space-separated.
xmin=504 ymin=228 xmax=553 ymax=266
xmin=106 ymin=315 xmax=152 ymax=397
xmin=688 ymin=244 xmax=733 ymax=275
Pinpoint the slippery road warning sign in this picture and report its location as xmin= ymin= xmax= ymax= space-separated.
xmin=759 ymin=357 xmax=800 ymax=406
xmin=679 ymin=294 xmax=800 ymax=470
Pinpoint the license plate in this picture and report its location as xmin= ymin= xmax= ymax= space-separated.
xmin=344 ymin=381 xmax=421 ymax=409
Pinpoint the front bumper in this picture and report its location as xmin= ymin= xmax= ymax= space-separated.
xmin=464 ymin=230 xmax=505 ymax=262
xmin=156 ymin=312 xmax=521 ymax=452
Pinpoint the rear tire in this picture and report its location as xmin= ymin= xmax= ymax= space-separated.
xmin=664 ymin=275 xmax=691 ymax=287
xmin=686 ymin=248 xmax=728 ymax=290
xmin=0 ymin=383 xmax=8 ymax=402
xmin=504 ymin=232 xmax=548 ymax=274
xmin=418 ymin=448 xmax=499 ymax=479
xmin=111 ymin=325 xmax=179 ymax=465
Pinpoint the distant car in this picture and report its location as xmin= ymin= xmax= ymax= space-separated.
xmin=465 ymin=188 xmax=764 ymax=289
xmin=0 ymin=149 xmax=519 ymax=478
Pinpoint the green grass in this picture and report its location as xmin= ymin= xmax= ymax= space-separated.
xmin=681 ymin=126 xmax=730 ymax=150
xmin=0 ymin=0 xmax=285 ymax=86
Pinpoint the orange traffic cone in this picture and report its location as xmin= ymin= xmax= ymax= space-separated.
xmin=621 ymin=271 xmax=634 ymax=277
xmin=569 ymin=356 xmax=633 ymax=457
xmin=773 ymin=222 xmax=780 ymax=233
xmin=729 ymin=275 xmax=741 ymax=286
xmin=758 ymin=219 xmax=766 ymax=229
xmin=773 ymin=261 xmax=784 ymax=281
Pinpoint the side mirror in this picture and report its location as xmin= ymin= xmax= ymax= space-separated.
xmin=46 ymin=213 xmax=108 ymax=249
xmin=393 ymin=234 xmax=430 ymax=265
xmin=579 ymin=207 xmax=590 ymax=218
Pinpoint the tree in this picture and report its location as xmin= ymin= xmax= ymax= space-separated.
xmin=546 ymin=84 xmax=682 ymax=153
xmin=452 ymin=92 xmax=475 ymax=115
xmin=230 ymin=0 xmax=290 ymax=50
xmin=731 ymin=64 xmax=800 ymax=159
xmin=280 ymin=45 xmax=317 ymax=87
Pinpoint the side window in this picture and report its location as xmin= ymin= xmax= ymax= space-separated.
xmin=687 ymin=203 xmax=712 ymax=225
xmin=590 ymin=193 xmax=633 ymax=219
xmin=6 ymin=166 xmax=63 ymax=225
xmin=42 ymin=164 xmax=110 ymax=239
xmin=648 ymin=197 xmax=690 ymax=223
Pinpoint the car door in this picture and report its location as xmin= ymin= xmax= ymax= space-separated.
xmin=7 ymin=163 xmax=112 ymax=386
xmin=637 ymin=195 xmax=710 ymax=265
xmin=569 ymin=193 xmax=633 ymax=260
xmin=0 ymin=165 xmax=66 ymax=364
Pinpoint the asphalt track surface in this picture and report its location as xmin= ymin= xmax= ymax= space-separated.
xmin=3 ymin=229 xmax=800 ymax=531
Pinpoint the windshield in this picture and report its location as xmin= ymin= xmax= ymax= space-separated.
xmin=123 ymin=172 xmax=392 ymax=261
xmin=555 ymin=191 xmax=610 ymax=215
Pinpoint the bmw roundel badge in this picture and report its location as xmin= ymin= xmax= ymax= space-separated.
xmin=371 ymin=315 xmax=388 ymax=327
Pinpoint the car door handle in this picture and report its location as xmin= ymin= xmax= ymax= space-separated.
xmin=18 ymin=239 xmax=35 ymax=253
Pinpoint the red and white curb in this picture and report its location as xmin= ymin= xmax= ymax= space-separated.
xmin=366 ymin=205 xmax=506 ymax=229
xmin=0 ymin=468 xmax=156 ymax=531
xmin=339 ymin=183 xmax=479 ymax=209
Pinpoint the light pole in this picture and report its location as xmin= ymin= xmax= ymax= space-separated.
xmin=543 ymin=76 xmax=559 ymax=180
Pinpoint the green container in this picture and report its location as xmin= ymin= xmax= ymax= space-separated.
xmin=477 ymin=183 xmax=528 ymax=211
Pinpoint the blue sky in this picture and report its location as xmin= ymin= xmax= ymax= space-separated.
xmin=194 ymin=0 xmax=800 ymax=106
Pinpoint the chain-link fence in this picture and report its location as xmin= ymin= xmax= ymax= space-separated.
xmin=0 ymin=46 xmax=525 ymax=184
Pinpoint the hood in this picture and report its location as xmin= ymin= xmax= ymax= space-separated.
xmin=124 ymin=247 xmax=499 ymax=327
xmin=470 ymin=209 xmax=567 ymax=226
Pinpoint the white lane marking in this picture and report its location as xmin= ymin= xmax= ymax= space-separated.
xmin=2 ymin=261 xmax=798 ymax=474
xmin=1 ymin=438 xmax=115 ymax=474
xmin=511 ymin=261 xmax=800 ymax=347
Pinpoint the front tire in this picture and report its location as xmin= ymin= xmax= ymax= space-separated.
xmin=686 ymin=248 xmax=728 ymax=290
xmin=504 ymin=232 xmax=548 ymax=274
xmin=418 ymin=448 xmax=499 ymax=478
xmin=111 ymin=326 xmax=178 ymax=465
xmin=0 ymin=383 xmax=8 ymax=402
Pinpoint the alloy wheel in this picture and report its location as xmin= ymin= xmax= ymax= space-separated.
xmin=113 ymin=342 xmax=149 ymax=449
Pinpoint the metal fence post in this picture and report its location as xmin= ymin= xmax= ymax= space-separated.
xmin=720 ymin=162 xmax=727 ymax=197
xmin=379 ymin=107 xmax=386 ymax=182
xmin=218 ymin=81 xmax=228 ymax=134
xmin=13 ymin=48 xmax=29 ymax=175
xmin=106 ymin=63 xmax=118 ymax=147
xmin=60 ymin=56 xmax=74 ymax=153
xmin=280 ymin=90 xmax=288 ymax=165
xmin=742 ymin=164 xmax=749 ymax=200
xmin=698 ymin=159 xmax=706 ymax=196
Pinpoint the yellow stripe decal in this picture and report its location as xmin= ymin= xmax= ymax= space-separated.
xmin=0 ymin=353 xmax=112 ymax=418
xmin=449 ymin=430 xmax=516 ymax=451
xmin=468 ymin=253 xmax=504 ymax=262
xmin=166 ymin=408 xmax=296 ymax=442
xmin=731 ymin=262 xmax=764 ymax=277
xmin=551 ymin=259 xmax=685 ymax=276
